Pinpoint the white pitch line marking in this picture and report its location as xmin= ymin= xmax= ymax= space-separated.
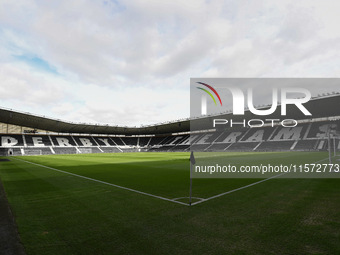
xmin=191 ymin=173 xmax=286 ymax=206
xmin=190 ymin=156 xmax=331 ymax=206
xmin=12 ymin=157 xmax=189 ymax=206
xmin=11 ymin=155 xmax=331 ymax=207
xmin=172 ymin=197 xmax=204 ymax=201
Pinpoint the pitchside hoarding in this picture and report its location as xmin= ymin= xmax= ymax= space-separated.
xmin=190 ymin=78 xmax=340 ymax=178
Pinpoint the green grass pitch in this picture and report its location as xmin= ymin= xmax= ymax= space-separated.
xmin=0 ymin=151 xmax=339 ymax=254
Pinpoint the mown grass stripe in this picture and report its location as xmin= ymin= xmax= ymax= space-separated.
xmin=12 ymin=157 xmax=189 ymax=206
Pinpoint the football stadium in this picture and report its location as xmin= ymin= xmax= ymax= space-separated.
xmin=1 ymin=90 xmax=340 ymax=254
xmin=1 ymin=1 xmax=340 ymax=255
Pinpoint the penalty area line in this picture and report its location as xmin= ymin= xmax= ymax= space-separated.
xmin=12 ymin=157 xmax=189 ymax=206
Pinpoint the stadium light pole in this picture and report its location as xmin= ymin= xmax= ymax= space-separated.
xmin=189 ymin=151 xmax=196 ymax=206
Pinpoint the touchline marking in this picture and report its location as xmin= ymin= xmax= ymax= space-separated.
xmin=12 ymin=157 xmax=189 ymax=206
xmin=11 ymin=156 xmax=331 ymax=207
xmin=190 ymin=156 xmax=330 ymax=206
xmin=190 ymin=173 xmax=286 ymax=206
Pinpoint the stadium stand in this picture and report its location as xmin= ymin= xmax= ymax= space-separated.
xmin=110 ymin=137 xmax=124 ymax=146
xmin=53 ymin=147 xmax=77 ymax=154
xmin=256 ymin=141 xmax=295 ymax=151
xmin=0 ymin=120 xmax=339 ymax=155
xmin=293 ymin=140 xmax=318 ymax=151
xmin=25 ymin=134 xmax=53 ymax=146
xmin=100 ymin=147 xmax=121 ymax=153
xmin=138 ymin=137 xmax=151 ymax=147
xmin=24 ymin=147 xmax=53 ymax=155
xmin=0 ymin=135 xmax=24 ymax=147
xmin=206 ymin=143 xmax=230 ymax=151
xmin=50 ymin=136 xmax=77 ymax=147
xmin=78 ymin=147 xmax=102 ymax=153
xmin=93 ymin=137 xmax=117 ymax=146
xmin=1 ymin=91 xmax=340 ymax=156
xmin=122 ymin=137 xmax=138 ymax=146
xmin=169 ymin=144 xmax=190 ymax=152
xmin=73 ymin=136 xmax=98 ymax=147
xmin=148 ymin=136 xmax=169 ymax=145
xmin=227 ymin=142 xmax=259 ymax=151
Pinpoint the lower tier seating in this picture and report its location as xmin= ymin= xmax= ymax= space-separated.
xmin=0 ymin=120 xmax=338 ymax=156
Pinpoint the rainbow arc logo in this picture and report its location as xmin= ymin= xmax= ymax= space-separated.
xmin=196 ymin=82 xmax=223 ymax=106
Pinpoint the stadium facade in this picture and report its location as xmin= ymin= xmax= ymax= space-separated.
xmin=0 ymin=94 xmax=339 ymax=156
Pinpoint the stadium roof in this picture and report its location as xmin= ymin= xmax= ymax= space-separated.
xmin=0 ymin=107 xmax=190 ymax=135
xmin=0 ymin=94 xmax=339 ymax=135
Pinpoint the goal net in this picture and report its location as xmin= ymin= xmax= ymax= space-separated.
xmin=333 ymin=136 xmax=340 ymax=157
xmin=24 ymin=149 xmax=42 ymax=156
xmin=78 ymin=148 xmax=92 ymax=154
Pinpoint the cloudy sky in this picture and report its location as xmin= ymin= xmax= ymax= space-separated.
xmin=0 ymin=0 xmax=340 ymax=126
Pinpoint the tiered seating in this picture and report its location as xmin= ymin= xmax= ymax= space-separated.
xmin=120 ymin=148 xmax=138 ymax=152
xmin=226 ymin=142 xmax=259 ymax=151
xmin=191 ymin=144 xmax=210 ymax=151
xmin=100 ymin=147 xmax=121 ymax=153
xmin=168 ymin=145 xmax=190 ymax=151
xmin=163 ymin=135 xmax=189 ymax=146
xmin=205 ymin=143 xmax=230 ymax=151
xmin=271 ymin=124 xmax=309 ymax=141
xmin=93 ymin=137 xmax=116 ymax=146
xmin=110 ymin=137 xmax=125 ymax=146
xmin=214 ymin=131 xmax=245 ymax=143
xmin=148 ymin=136 xmax=168 ymax=146
xmin=241 ymin=127 xmax=274 ymax=142
xmin=293 ymin=140 xmax=317 ymax=151
xmin=73 ymin=136 xmax=97 ymax=147
xmin=0 ymin=148 xmax=22 ymax=156
xmin=203 ymin=132 xmax=223 ymax=143
xmin=11 ymin=148 xmax=22 ymax=156
xmin=0 ymin=134 xmax=24 ymax=146
xmin=138 ymin=137 xmax=151 ymax=147
xmin=78 ymin=147 xmax=102 ymax=153
xmin=0 ymin=120 xmax=338 ymax=156
xmin=256 ymin=141 xmax=295 ymax=151
xmin=24 ymin=147 xmax=53 ymax=155
xmin=50 ymin=136 xmax=77 ymax=147
xmin=306 ymin=121 xmax=337 ymax=139
xmin=122 ymin=137 xmax=138 ymax=146
xmin=147 ymin=147 xmax=165 ymax=152
xmin=25 ymin=135 xmax=52 ymax=146
xmin=156 ymin=136 xmax=173 ymax=145
xmin=53 ymin=147 xmax=77 ymax=154
xmin=0 ymin=148 xmax=7 ymax=156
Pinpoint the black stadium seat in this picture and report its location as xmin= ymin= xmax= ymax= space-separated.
xmin=0 ymin=120 xmax=338 ymax=155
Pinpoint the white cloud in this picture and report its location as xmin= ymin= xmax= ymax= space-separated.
xmin=0 ymin=0 xmax=340 ymax=126
xmin=0 ymin=64 xmax=67 ymax=106
xmin=60 ymin=84 xmax=190 ymax=125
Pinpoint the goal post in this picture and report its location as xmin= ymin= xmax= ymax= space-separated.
xmin=328 ymin=134 xmax=340 ymax=164
xmin=24 ymin=149 xmax=42 ymax=156
xmin=328 ymin=135 xmax=332 ymax=164
xmin=334 ymin=136 xmax=340 ymax=157
xmin=335 ymin=121 xmax=340 ymax=157
xmin=78 ymin=148 xmax=93 ymax=154
xmin=333 ymin=136 xmax=339 ymax=157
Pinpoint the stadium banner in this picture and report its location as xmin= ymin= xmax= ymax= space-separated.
xmin=190 ymin=78 xmax=340 ymax=178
